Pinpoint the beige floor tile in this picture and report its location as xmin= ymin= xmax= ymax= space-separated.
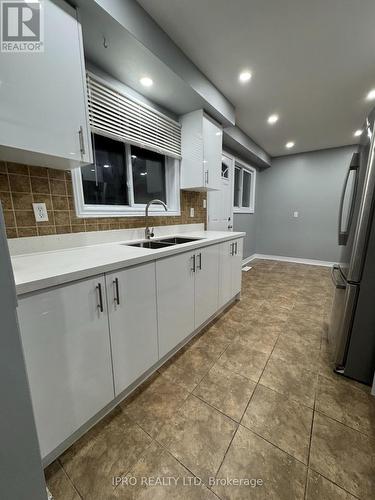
xmin=218 ymin=342 xmax=270 ymax=382
xmin=113 ymin=441 xmax=217 ymax=500
xmin=188 ymin=327 xmax=231 ymax=357
xmin=193 ymin=363 xmax=256 ymax=421
xmin=305 ymin=470 xmax=356 ymax=500
xmin=315 ymin=375 xmax=375 ymax=436
xmin=242 ymin=384 xmax=313 ymax=463
xmin=319 ymin=351 xmax=371 ymax=394
xmin=121 ymin=372 xmax=189 ymax=438
xmin=60 ymin=409 xmax=152 ymax=499
xmin=310 ymin=412 xmax=375 ymax=498
xmin=156 ymin=395 xmax=236 ymax=484
xmin=210 ymin=315 xmax=243 ymax=341
xmin=45 ymin=461 xmax=80 ymax=500
xmin=272 ymin=335 xmax=321 ymax=372
xmin=288 ymin=311 xmax=325 ymax=330
xmin=259 ymin=355 xmax=318 ymax=408
xmin=158 ymin=344 xmax=217 ymax=392
xmin=213 ymin=425 xmax=307 ymax=499
xmin=226 ymin=300 xmax=264 ymax=322
xmin=234 ymin=330 xmax=277 ymax=355
xmin=280 ymin=323 xmax=322 ymax=349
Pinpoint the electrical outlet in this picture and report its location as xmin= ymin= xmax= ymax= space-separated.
xmin=203 ymin=199 xmax=207 ymax=209
xmin=293 ymin=211 xmax=299 ymax=218
xmin=190 ymin=207 xmax=195 ymax=218
xmin=32 ymin=203 xmax=49 ymax=222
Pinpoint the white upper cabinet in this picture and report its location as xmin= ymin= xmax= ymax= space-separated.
xmin=105 ymin=263 xmax=159 ymax=397
xmin=0 ymin=0 xmax=92 ymax=170
xmin=180 ymin=110 xmax=222 ymax=191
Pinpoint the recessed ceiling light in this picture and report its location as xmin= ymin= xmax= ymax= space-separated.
xmin=366 ymin=89 xmax=375 ymax=100
xmin=103 ymin=164 xmax=111 ymax=168
xmin=354 ymin=129 xmax=363 ymax=137
xmin=140 ymin=76 xmax=153 ymax=87
xmin=285 ymin=141 xmax=295 ymax=149
xmin=239 ymin=70 xmax=252 ymax=83
xmin=267 ymin=114 xmax=279 ymax=125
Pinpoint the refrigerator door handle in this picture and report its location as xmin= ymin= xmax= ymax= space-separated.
xmin=338 ymin=152 xmax=360 ymax=246
xmin=331 ymin=265 xmax=346 ymax=289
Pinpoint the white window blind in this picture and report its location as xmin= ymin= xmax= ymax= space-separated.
xmin=86 ymin=73 xmax=181 ymax=159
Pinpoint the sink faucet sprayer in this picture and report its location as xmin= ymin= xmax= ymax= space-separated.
xmin=145 ymin=199 xmax=168 ymax=239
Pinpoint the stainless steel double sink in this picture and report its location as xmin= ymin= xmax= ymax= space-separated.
xmin=123 ymin=236 xmax=202 ymax=249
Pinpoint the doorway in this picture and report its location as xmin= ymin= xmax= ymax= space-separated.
xmin=207 ymin=152 xmax=234 ymax=231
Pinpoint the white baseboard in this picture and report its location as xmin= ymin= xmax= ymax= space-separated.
xmin=242 ymin=253 xmax=335 ymax=267
xmin=242 ymin=254 xmax=257 ymax=266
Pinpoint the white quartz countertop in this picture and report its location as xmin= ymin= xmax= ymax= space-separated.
xmin=12 ymin=231 xmax=245 ymax=295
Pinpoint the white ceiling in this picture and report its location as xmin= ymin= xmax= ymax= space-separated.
xmin=138 ymin=0 xmax=375 ymax=157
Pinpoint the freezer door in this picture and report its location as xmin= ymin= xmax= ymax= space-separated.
xmin=339 ymin=113 xmax=375 ymax=282
xmin=329 ymin=265 xmax=358 ymax=367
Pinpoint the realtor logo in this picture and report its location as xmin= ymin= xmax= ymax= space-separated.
xmin=1 ymin=0 xmax=44 ymax=52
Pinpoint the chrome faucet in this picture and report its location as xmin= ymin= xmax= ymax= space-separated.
xmin=145 ymin=199 xmax=168 ymax=239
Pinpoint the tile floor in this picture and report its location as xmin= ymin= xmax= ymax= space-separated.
xmin=45 ymin=260 xmax=375 ymax=500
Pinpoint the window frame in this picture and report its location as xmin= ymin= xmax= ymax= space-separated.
xmin=233 ymin=160 xmax=256 ymax=214
xmin=72 ymin=136 xmax=181 ymax=218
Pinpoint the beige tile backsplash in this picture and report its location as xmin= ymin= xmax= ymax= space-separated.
xmin=0 ymin=161 xmax=206 ymax=239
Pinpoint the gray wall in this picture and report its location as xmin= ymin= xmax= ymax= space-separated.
xmin=255 ymin=145 xmax=357 ymax=262
xmin=234 ymin=212 xmax=256 ymax=259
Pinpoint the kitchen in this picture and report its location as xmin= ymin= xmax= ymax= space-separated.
xmin=1 ymin=1 xmax=375 ymax=499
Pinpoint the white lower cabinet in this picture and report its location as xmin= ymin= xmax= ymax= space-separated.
xmin=194 ymin=244 xmax=220 ymax=328
xmin=106 ymin=263 xmax=158 ymax=396
xmin=156 ymin=252 xmax=196 ymax=358
xmin=16 ymin=238 xmax=243 ymax=461
xmin=17 ymin=275 xmax=114 ymax=460
xmin=219 ymin=238 xmax=243 ymax=308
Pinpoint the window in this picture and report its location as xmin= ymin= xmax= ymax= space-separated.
xmin=81 ymin=134 xmax=128 ymax=206
xmin=221 ymin=161 xmax=229 ymax=179
xmin=131 ymin=146 xmax=166 ymax=204
xmin=233 ymin=161 xmax=256 ymax=213
xmin=73 ymin=133 xmax=180 ymax=217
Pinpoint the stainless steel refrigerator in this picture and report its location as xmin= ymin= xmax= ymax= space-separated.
xmin=329 ymin=107 xmax=375 ymax=385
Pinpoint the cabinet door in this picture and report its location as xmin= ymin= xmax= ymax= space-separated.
xmin=17 ymin=275 xmax=114 ymax=459
xmin=0 ymin=0 xmax=91 ymax=168
xmin=195 ymin=245 xmax=220 ymax=327
xmin=231 ymin=238 xmax=243 ymax=296
xmin=219 ymin=241 xmax=234 ymax=308
xmin=106 ymin=263 xmax=158 ymax=396
xmin=156 ymin=252 xmax=195 ymax=358
xmin=203 ymin=116 xmax=222 ymax=191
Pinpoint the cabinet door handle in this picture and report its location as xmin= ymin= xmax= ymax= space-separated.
xmin=191 ymin=254 xmax=196 ymax=272
xmin=230 ymin=242 xmax=234 ymax=256
xmin=96 ymin=283 xmax=104 ymax=312
xmin=113 ymin=277 xmax=120 ymax=305
xmin=197 ymin=252 xmax=202 ymax=270
xmin=235 ymin=242 xmax=238 ymax=255
xmin=78 ymin=126 xmax=85 ymax=157
xmin=205 ymin=170 xmax=209 ymax=185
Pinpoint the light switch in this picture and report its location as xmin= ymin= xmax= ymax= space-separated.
xmin=190 ymin=207 xmax=195 ymax=218
xmin=293 ymin=211 xmax=299 ymax=218
xmin=32 ymin=203 xmax=49 ymax=222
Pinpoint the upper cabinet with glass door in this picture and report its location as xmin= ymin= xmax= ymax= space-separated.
xmin=0 ymin=0 xmax=92 ymax=170
xmin=180 ymin=110 xmax=222 ymax=191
